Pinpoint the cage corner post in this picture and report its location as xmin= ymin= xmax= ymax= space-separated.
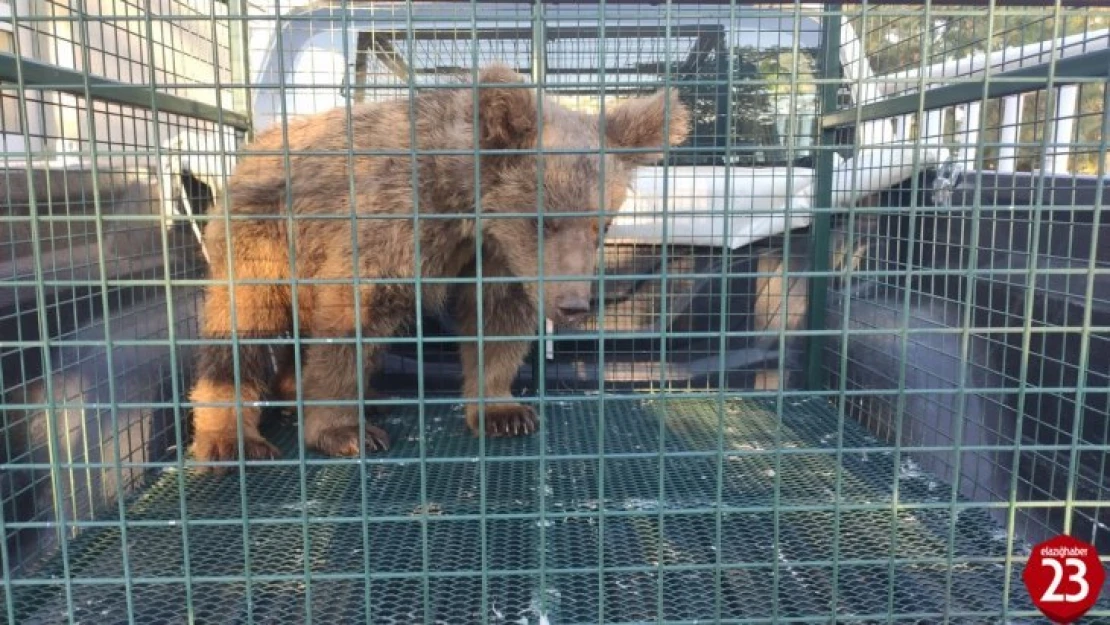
xmin=228 ymin=0 xmax=255 ymax=142
xmin=526 ymin=0 xmax=548 ymax=396
xmin=804 ymin=3 xmax=842 ymax=393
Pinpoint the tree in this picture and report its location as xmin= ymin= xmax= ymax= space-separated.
xmin=844 ymin=6 xmax=1108 ymax=174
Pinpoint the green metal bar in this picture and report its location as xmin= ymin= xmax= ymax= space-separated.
xmin=0 ymin=6 xmax=50 ymax=624
xmin=230 ymin=0 xmax=255 ymax=136
xmin=655 ymin=5 xmax=677 ymax=622
xmin=530 ymin=3 xmax=550 ymax=622
xmin=827 ymin=5 xmax=863 ymax=616
xmin=219 ymin=0 xmax=286 ymax=617
xmin=338 ymin=2 xmax=377 ymax=621
xmin=73 ymin=0 xmax=140 ymax=609
xmin=1001 ymin=6 xmax=1066 ymax=618
xmin=713 ymin=1 xmax=740 ymax=620
xmin=592 ymin=6 xmax=611 ymax=621
xmin=0 ymin=52 xmax=250 ymax=130
xmin=941 ymin=5 xmax=997 ymax=618
xmin=3 ymin=434 xmax=1101 ymax=471
xmin=804 ymin=7 xmax=842 ymax=391
xmin=6 ymin=1 xmax=78 ymax=621
xmin=152 ymin=29 xmax=198 ymax=625
xmin=4 ymin=495 xmax=1104 ymax=527
xmin=466 ymin=6 xmax=488 ymax=624
xmin=525 ymin=0 xmax=547 ymax=403
xmin=884 ymin=4 xmax=935 ymax=617
xmin=0 ymin=558 xmax=1060 ymax=584
xmin=821 ymin=47 xmax=1110 ymax=129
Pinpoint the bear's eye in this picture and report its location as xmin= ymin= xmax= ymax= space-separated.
xmin=591 ymin=218 xmax=613 ymax=237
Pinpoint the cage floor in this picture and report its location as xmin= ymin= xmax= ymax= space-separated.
xmin=8 ymin=397 xmax=1060 ymax=624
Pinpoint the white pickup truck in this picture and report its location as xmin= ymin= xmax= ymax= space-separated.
xmin=222 ymin=3 xmax=940 ymax=251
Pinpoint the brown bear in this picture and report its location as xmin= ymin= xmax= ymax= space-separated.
xmin=187 ymin=64 xmax=690 ymax=470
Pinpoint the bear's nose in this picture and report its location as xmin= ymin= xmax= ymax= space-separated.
xmin=557 ymin=297 xmax=590 ymax=318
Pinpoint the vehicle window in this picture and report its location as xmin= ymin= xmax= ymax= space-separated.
xmin=725 ymin=47 xmax=820 ymax=165
xmin=345 ymin=22 xmax=820 ymax=167
xmin=1 ymin=5 xmax=26 ymax=146
xmin=288 ymin=29 xmax=349 ymax=117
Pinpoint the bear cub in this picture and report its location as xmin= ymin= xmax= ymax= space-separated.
xmin=187 ymin=64 xmax=690 ymax=470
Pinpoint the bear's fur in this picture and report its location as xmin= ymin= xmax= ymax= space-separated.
xmin=187 ymin=64 xmax=690 ymax=470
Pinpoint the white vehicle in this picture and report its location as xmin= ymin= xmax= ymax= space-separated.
xmin=218 ymin=3 xmax=940 ymax=251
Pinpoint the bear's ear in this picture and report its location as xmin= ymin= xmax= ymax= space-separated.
xmin=475 ymin=64 xmax=538 ymax=151
xmin=604 ymin=88 xmax=690 ymax=165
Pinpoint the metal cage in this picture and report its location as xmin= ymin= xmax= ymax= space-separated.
xmin=1 ymin=2 xmax=1107 ymax=623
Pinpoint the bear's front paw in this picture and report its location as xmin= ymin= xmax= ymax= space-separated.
xmin=190 ymin=431 xmax=280 ymax=474
xmin=311 ymin=424 xmax=391 ymax=457
xmin=466 ymin=404 xmax=539 ymax=438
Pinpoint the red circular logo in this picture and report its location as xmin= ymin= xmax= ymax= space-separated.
xmin=1023 ymin=535 xmax=1106 ymax=624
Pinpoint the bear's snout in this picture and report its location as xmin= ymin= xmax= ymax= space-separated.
xmin=555 ymin=295 xmax=590 ymax=319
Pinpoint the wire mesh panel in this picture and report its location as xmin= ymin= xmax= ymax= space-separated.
xmin=819 ymin=2 xmax=1110 ymax=621
xmin=1 ymin=1 xmax=1108 ymax=624
xmin=1 ymin=0 xmax=248 ymax=610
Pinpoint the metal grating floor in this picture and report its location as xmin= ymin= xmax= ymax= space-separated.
xmin=6 ymin=397 xmax=1068 ymax=623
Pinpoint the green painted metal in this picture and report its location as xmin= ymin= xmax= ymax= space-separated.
xmin=0 ymin=53 xmax=251 ymax=131
xmin=821 ymin=47 xmax=1110 ymax=130
xmin=804 ymin=9 xmax=843 ymax=392
xmin=3 ymin=399 xmax=1044 ymax=623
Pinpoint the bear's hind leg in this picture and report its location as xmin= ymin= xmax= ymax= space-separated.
xmin=189 ymin=281 xmax=285 ymax=471
xmin=301 ymin=342 xmax=391 ymax=455
xmin=270 ymin=345 xmax=387 ymax=417
xmin=299 ymin=284 xmax=403 ymax=456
